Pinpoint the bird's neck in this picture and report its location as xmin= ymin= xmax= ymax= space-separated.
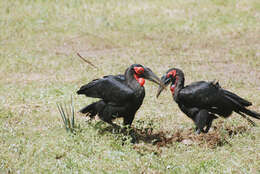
xmin=125 ymin=69 xmax=144 ymax=91
xmin=171 ymin=75 xmax=185 ymax=102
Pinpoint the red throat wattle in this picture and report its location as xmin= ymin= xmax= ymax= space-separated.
xmin=170 ymin=85 xmax=175 ymax=94
xmin=134 ymin=74 xmax=145 ymax=86
xmin=134 ymin=66 xmax=145 ymax=86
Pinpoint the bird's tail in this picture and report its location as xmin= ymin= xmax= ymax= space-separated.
xmin=225 ymin=93 xmax=260 ymax=120
xmin=240 ymin=107 xmax=260 ymax=120
xmin=224 ymin=93 xmax=260 ymax=126
xmin=223 ymin=90 xmax=252 ymax=107
xmin=79 ymin=100 xmax=106 ymax=118
xmin=79 ymin=102 xmax=98 ymax=118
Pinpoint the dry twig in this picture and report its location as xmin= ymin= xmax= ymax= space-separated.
xmin=76 ymin=52 xmax=98 ymax=69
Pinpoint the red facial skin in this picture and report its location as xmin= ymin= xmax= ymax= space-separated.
xmin=134 ymin=67 xmax=144 ymax=74
xmin=134 ymin=67 xmax=145 ymax=86
xmin=167 ymin=70 xmax=177 ymax=94
xmin=167 ymin=70 xmax=176 ymax=78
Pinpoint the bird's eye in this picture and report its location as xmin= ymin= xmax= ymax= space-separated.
xmin=167 ymin=70 xmax=176 ymax=78
xmin=134 ymin=67 xmax=144 ymax=75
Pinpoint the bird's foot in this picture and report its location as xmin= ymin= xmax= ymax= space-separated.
xmin=121 ymin=126 xmax=138 ymax=144
xmin=195 ymin=129 xmax=201 ymax=134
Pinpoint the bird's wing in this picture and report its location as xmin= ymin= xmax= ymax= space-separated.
xmin=221 ymin=89 xmax=252 ymax=106
xmin=77 ymin=75 xmax=134 ymax=103
xmin=178 ymin=81 xmax=223 ymax=108
xmin=178 ymin=81 xmax=259 ymax=120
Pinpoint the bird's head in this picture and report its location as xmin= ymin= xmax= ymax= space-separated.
xmin=129 ymin=64 xmax=165 ymax=88
xmin=156 ymin=68 xmax=183 ymax=98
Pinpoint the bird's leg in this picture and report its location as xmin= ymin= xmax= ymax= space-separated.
xmin=122 ymin=115 xmax=137 ymax=143
xmin=204 ymin=115 xmax=215 ymax=133
xmin=100 ymin=105 xmax=125 ymax=125
xmin=194 ymin=110 xmax=217 ymax=134
xmin=98 ymin=111 xmax=121 ymax=133
xmin=204 ymin=124 xmax=211 ymax=133
xmin=123 ymin=114 xmax=135 ymax=126
xmin=194 ymin=115 xmax=206 ymax=134
xmin=128 ymin=127 xmax=137 ymax=143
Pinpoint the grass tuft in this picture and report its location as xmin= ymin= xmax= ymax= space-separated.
xmin=57 ymin=96 xmax=76 ymax=133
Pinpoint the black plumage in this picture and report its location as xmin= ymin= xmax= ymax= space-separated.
xmin=77 ymin=64 xmax=164 ymax=126
xmin=157 ymin=68 xmax=260 ymax=134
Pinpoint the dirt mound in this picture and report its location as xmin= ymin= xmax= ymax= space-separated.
xmin=88 ymin=119 xmax=249 ymax=150
xmin=133 ymin=124 xmax=249 ymax=149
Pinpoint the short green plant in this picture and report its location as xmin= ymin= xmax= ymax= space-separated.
xmin=57 ymin=96 xmax=75 ymax=133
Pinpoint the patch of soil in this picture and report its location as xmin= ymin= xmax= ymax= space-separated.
xmin=87 ymin=118 xmax=250 ymax=154
xmin=132 ymin=123 xmax=249 ymax=149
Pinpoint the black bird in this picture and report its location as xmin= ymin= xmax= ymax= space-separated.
xmin=157 ymin=68 xmax=260 ymax=134
xmin=77 ymin=64 xmax=164 ymax=127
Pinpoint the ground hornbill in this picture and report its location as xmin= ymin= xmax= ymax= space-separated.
xmin=77 ymin=64 xmax=164 ymax=127
xmin=157 ymin=68 xmax=260 ymax=134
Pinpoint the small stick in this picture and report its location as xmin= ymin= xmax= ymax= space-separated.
xmin=76 ymin=52 xmax=98 ymax=69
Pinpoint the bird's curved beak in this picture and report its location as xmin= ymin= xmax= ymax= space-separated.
xmin=143 ymin=67 xmax=166 ymax=89
xmin=156 ymin=75 xmax=171 ymax=98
